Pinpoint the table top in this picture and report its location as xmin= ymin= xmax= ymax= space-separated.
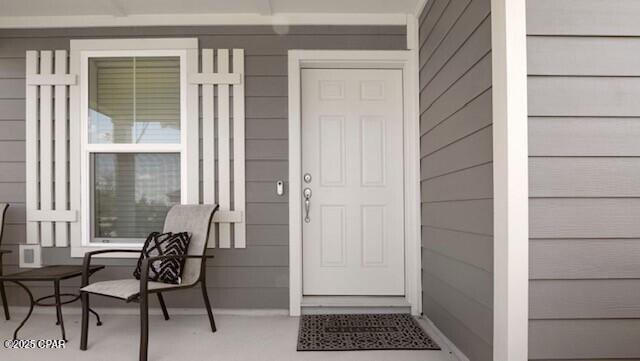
xmin=0 ymin=265 xmax=105 ymax=281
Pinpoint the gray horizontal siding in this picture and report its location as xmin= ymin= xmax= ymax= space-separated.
xmin=423 ymin=249 xmax=493 ymax=309
xmin=530 ymin=279 xmax=640 ymax=319
xmin=530 ymin=319 xmax=640 ymax=360
xmin=527 ymin=1 xmax=640 ymax=359
xmin=423 ymin=271 xmax=492 ymax=344
xmin=418 ymin=0 xmax=493 ymax=360
xmin=530 ymin=158 xmax=640 ymax=197
xmin=531 ymin=239 xmax=640 ymax=279
xmin=529 ymin=77 xmax=640 ymax=117
xmin=530 ymin=198 xmax=640 ymax=239
xmin=420 ymin=0 xmax=490 ymax=82
xmin=529 ymin=117 xmax=640 ymax=156
xmin=422 ymin=199 xmax=493 ymax=236
xmin=420 ymin=125 xmax=493 ymax=180
xmin=528 ymin=36 xmax=640 ymax=76
xmin=421 ymin=88 xmax=492 ymax=156
xmin=420 ymin=52 xmax=492 ymax=132
xmin=0 ymin=25 xmax=405 ymax=309
xmin=422 ymin=162 xmax=493 ymax=202
xmin=527 ymin=0 xmax=640 ymax=36
xmin=422 ymin=226 xmax=492 ymax=272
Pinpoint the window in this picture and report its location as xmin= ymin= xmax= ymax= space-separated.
xmin=92 ymin=153 xmax=181 ymax=242
xmin=78 ymin=43 xmax=193 ymax=249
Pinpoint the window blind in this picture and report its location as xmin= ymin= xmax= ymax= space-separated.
xmin=89 ymin=57 xmax=181 ymax=144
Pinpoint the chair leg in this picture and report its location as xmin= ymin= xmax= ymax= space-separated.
xmin=157 ymin=293 xmax=169 ymax=321
xmin=54 ymin=281 xmax=67 ymax=341
xmin=0 ymin=281 xmax=9 ymax=320
xmin=201 ymin=281 xmax=216 ymax=332
xmin=140 ymin=292 xmax=149 ymax=361
xmin=80 ymin=292 xmax=89 ymax=350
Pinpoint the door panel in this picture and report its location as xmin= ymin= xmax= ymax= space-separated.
xmin=319 ymin=116 xmax=346 ymax=186
xmin=320 ymin=205 xmax=347 ymax=266
xmin=361 ymin=116 xmax=386 ymax=186
xmin=302 ymin=68 xmax=404 ymax=295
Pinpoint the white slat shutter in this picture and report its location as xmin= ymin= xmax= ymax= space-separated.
xmin=201 ymin=49 xmax=217 ymax=248
xmin=54 ymin=50 xmax=69 ymax=247
xmin=26 ymin=47 xmax=246 ymax=249
xmin=25 ymin=50 xmax=78 ymax=247
xmin=217 ymin=49 xmax=231 ymax=248
xmin=232 ymin=49 xmax=246 ymax=248
xmin=190 ymin=49 xmax=246 ymax=248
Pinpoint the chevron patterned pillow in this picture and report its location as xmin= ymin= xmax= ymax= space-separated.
xmin=134 ymin=232 xmax=192 ymax=284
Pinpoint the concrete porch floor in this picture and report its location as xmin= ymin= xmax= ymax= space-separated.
xmin=0 ymin=310 xmax=459 ymax=361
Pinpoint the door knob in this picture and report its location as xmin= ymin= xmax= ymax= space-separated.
xmin=303 ymin=188 xmax=312 ymax=223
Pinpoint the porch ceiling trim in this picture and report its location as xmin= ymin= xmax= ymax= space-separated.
xmin=0 ymin=13 xmax=407 ymax=29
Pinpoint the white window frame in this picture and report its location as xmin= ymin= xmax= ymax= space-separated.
xmin=70 ymin=38 xmax=198 ymax=257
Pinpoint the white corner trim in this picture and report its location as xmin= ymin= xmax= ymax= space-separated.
xmin=287 ymin=49 xmax=420 ymax=317
xmin=491 ymin=0 xmax=529 ymax=360
xmin=406 ymin=14 xmax=422 ymax=316
xmin=418 ymin=316 xmax=470 ymax=361
xmin=0 ymin=13 xmax=407 ymax=29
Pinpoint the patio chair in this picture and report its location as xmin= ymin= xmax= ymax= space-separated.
xmin=0 ymin=203 xmax=10 ymax=320
xmin=79 ymin=204 xmax=219 ymax=361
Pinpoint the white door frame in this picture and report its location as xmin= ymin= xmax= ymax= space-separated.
xmin=288 ymin=50 xmax=421 ymax=316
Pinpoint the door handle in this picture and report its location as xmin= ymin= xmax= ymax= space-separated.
xmin=303 ymin=188 xmax=312 ymax=223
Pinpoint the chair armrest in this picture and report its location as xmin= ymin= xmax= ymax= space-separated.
xmin=82 ymin=249 xmax=142 ymax=287
xmin=139 ymin=254 xmax=214 ymax=292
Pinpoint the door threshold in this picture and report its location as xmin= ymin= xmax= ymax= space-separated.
xmin=301 ymin=295 xmax=410 ymax=308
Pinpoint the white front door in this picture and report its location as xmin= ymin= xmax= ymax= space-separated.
xmin=301 ymin=68 xmax=405 ymax=295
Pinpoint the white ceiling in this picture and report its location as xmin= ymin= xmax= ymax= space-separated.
xmin=0 ymin=0 xmax=420 ymax=17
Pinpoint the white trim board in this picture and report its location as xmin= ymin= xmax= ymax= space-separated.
xmin=301 ymin=296 xmax=410 ymax=308
xmin=7 ymin=307 xmax=289 ymax=317
xmin=419 ymin=316 xmax=470 ymax=361
xmin=0 ymin=13 xmax=407 ymax=29
xmin=287 ymin=50 xmax=421 ymax=317
xmin=491 ymin=0 xmax=529 ymax=360
xmin=406 ymin=14 xmax=423 ymax=317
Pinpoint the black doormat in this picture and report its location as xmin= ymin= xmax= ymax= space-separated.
xmin=297 ymin=313 xmax=440 ymax=351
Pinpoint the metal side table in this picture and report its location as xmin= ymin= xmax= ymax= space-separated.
xmin=0 ymin=265 xmax=105 ymax=341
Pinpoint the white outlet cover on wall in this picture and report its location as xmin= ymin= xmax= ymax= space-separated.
xmin=19 ymin=244 xmax=42 ymax=268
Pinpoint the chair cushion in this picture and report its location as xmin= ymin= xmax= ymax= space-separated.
xmin=133 ymin=231 xmax=191 ymax=284
xmin=81 ymin=279 xmax=178 ymax=301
